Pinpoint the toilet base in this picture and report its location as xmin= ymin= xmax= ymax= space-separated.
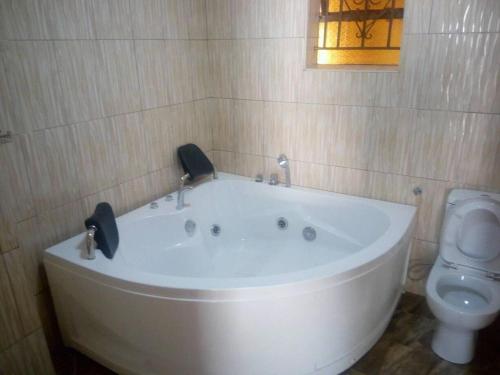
xmin=431 ymin=323 xmax=477 ymax=364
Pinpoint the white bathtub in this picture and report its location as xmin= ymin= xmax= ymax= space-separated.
xmin=44 ymin=173 xmax=416 ymax=375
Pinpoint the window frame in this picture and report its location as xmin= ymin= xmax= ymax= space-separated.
xmin=305 ymin=0 xmax=406 ymax=71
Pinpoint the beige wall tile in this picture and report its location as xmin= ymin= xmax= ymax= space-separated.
xmin=15 ymin=218 xmax=45 ymax=295
xmin=206 ymin=0 xmax=232 ymax=39
xmin=408 ymin=110 xmax=465 ymax=180
xmin=416 ymin=33 xmax=500 ymax=113
xmin=405 ymin=239 xmax=438 ymax=296
xmin=369 ymin=172 xmax=416 ymax=206
xmin=1 ymin=0 xmax=94 ymax=40
xmin=186 ymin=0 xmax=208 ymax=39
xmin=412 ymin=178 xmax=452 ymax=243
xmin=231 ymin=39 xmax=264 ymax=100
xmin=0 ymin=329 xmax=55 ymax=375
xmin=21 ymin=128 xmax=80 ymax=213
xmin=193 ymin=100 xmax=214 ymax=152
xmin=71 ymin=118 xmax=120 ymax=197
xmin=261 ymin=38 xmax=302 ymax=102
xmin=232 ymin=100 xmax=264 ymax=155
xmin=143 ymin=106 xmax=177 ymax=172
xmin=262 ymin=101 xmax=297 ymax=158
xmin=0 ymin=256 xmax=23 ymax=351
xmin=0 ymin=41 xmax=64 ymax=132
xmin=0 ymin=207 xmax=18 ymax=252
xmin=233 ymin=153 xmax=265 ymax=179
xmin=131 ymin=0 xmax=165 ymax=39
xmin=288 ymin=160 xmax=331 ymax=190
xmin=131 ymin=0 xmax=189 ymax=39
xmin=211 ymin=150 xmax=236 ymax=174
xmin=330 ymin=105 xmax=372 ymax=170
xmin=36 ymin=200 xmax=86 ymax=251
xmin=207 ymin=40 xmax=234 ymax=98
xmin=403 ymin=0 xmax=432 ymax=34
xmin=119 ymin=174 xmax=152 ymax=213
xmin=54 ymin=41 xmax=104 ymax=125
xmin=366 ymin=107 xmax=415 ymax=175
xmin=457 ymin=113 xmax=500 ymax=189
xmin=42 ymin=0 xmax=95 ymax=39
xmin=212 ymin=98 xmax=235 ymax=151
xmin=294 ymin=103 xmax=335 ymax=165
xmin=0 ymin=0 xmax=48 ymax=39
xmin=327 ymin=166 xmax=373 ymax=199
xmin=113 ymin=112 xmax=148 ymax=184
xmin=430 ymin=0 xmax=500 ymax=34
xmin=96 ymin=40 xmax=142 ymax=117
xmin=164 ymin=40 xmax=193 ymax=104
xmin=0 ymin=137 xmax=34 ymax=223
xmin=82 ymin=184 xmax=127 ymax=219
xmin=3 ymin=248 xmax=41 ymax=335
xmin=135 ymin=40 xmax=170 ymax=109
xmin=91 ymin=0 xmax=133 ymax=39
xmin=189 ymin=41 xmax=210 ymax=101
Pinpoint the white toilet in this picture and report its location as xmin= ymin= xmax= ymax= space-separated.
xmin=426 ymin=189 xmax=500 ymax=364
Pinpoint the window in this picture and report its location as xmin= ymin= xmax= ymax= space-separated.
xmin=310 ymin=0 xmax=405 ymax=67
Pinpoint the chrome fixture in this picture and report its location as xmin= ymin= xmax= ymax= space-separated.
xmin=213 ymin=166 xmax=219 ymax=179
xmin=85 ymin=225 xmax=97 ymax=260
xmin=185 ymin=219 xmax=196 ymax=237
xmin=255 ymin=174 xmax=264 ymax=183
xmin=277 ymin=217 xmax=288 ymax=230
xmin=269 ymin=173 xmax=279 ymax=186
xmin=150 ymin=201 xmax=159 ymax=209
xmin=277 ymin=154 xmax=291 ymax=188
xmin=413 ymin=186 xmax=423 ymax=196
xmin=303 ymin=227 xmax=317 ymax=242
xmin=211 ymin=224 xmax=221 ymax=237
xmin=177 ymin=186 xmax=193 ymax=210
xmin=0 ymin=130 xmax=13 ymax=144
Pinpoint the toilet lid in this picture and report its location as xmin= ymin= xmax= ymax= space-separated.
xmin=440 ymin=197 xmax=500 ymax=275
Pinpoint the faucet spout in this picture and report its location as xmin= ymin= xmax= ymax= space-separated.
xmin=177 ymin=184 xmax=193 ymax=210
xmin=85 ymin=225 xmax=97 ymax=260
xmin=277 ymin=154 xmax=291 ymax=188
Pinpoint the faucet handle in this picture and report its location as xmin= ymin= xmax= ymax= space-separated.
xmin=269 ymin=173 xmax=279 ymax=185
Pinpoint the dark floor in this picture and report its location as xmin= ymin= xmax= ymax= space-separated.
xmin=54 ymin=293 xmax=499 ymax=375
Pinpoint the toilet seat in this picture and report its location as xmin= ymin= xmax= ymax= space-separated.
xmin=440 ymin=197 xmax=500 ymax=279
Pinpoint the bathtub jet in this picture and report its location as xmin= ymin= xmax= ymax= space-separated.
xmin=44 ymin=173 xmax=416 ymax=375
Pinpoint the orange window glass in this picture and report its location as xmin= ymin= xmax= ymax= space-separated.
xmin=317 ymin=0 xmax=405 ymax=65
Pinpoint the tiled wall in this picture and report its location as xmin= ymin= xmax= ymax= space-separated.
xmin=1 ymin=0 xmax=499 ymax=373
xmin=0 ymin=0 xmax=210 ymax=373
xmin=206 ymin=0 xmax=500 ymax=294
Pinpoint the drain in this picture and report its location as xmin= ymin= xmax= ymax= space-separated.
xmin=303 ymin=227 xmax=316 ymax=241
xmin=185 ymin=220 xmax=196 ymax=237
xmin=277 ymin=217 xmax=288 ymax=230
xmin=211 ymin=224 xmax=221 ymax=236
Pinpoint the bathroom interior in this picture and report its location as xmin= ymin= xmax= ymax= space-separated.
xmin=0 ymin=0 xmax=499 ymax=374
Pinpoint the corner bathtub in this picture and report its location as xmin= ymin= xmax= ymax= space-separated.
xmin=44 ymin=173 xmax=416 ymax=375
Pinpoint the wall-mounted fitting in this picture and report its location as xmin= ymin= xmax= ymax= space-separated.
xmin=0 ymin=130 xmax=13 ymax=144
xmin=277 ymin=154 xmax=291 ymax=187
xmin=413 ymin=187 xmax=423 ymax=196
xmin=269 ymin=173 xmax=279 ymax=185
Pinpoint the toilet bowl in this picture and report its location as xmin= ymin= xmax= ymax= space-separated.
xmin=426 ymin=190 xmax=500 ymax=364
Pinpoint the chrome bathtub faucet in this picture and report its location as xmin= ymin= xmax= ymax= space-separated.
xmin=277 ymin=154 xmax=291 ymax=187
xmin=177 ymin=186 xmax=193 ymax=210
xmin=269 ymin=173 xmax=279 ymax=185
xmin=85 ymin=225 xmax=97 ymax=260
